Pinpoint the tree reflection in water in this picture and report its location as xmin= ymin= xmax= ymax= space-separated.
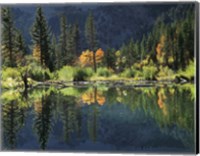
xmin=1 ymin=84 xmax=195 ymax=152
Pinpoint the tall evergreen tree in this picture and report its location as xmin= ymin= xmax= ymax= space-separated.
xmin=14 ymin=31 xmax=27 ymax=65
xmin=31 ymin=7 xmax=51 ymax=69
xmin=85 ymin=11 xmax=97 ymax=72
xmin=140 ymin=35 xmax=146 ymax=62
xmin=72 ymin=23 xmax=80 ymax=56
xmin=15 ymin=31 xmax=27 ymax=56
xmin=66 ymin=24 xmax=75 ymax=64
xmin=1 ymin=7 xmax=16 ymax=67
xmin=58 ymin=15 xmax=68 ymax=67
xmin=49 ymin=35 xmax=57 ymax=72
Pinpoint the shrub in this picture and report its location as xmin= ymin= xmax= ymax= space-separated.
xmin=97 ymin=67 xmax=112 ymax=77
xmin=157 ymin=66 xmax=174 ymax=78
xmin=57 ymin=66 xmax=74 ymax=81
xmin=120 ymin=68 xmax=135 ymax=78
xmin=142 ymin=65 xmax=158 ymax=80
xmin=73 ymin=68 xmax=90 ymax=81
xmin=2 ymin=67 xmax=21 ymax=81
xmin=30 ymin=66 xmax=51 ymax=81
xmin=177 ymin=60 xmax=195 ymax=80
xmin=84 ymin=67 xmax=94 ymax=77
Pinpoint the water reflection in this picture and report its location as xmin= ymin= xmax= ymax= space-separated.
xmin=1 ymin=84 xmax=195 ymax=153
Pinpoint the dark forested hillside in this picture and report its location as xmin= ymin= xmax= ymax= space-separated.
xmin=9 ymin=3 xmax=192 ymax=52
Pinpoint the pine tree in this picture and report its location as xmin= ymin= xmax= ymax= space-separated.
xmin=140 ymin=35 xmax=146 ymax=62
xmin=66 ymin=24 xmax=75 ymax=64
xmin=49 ymin=35 xmax=57 ymax=72
xmin=58 ymin=15 xmax=68 ymax=67
xmin=85 ymin=11 xmax=97 ymax=72
xmin=72 ymin=23 xmax=80 ymax=56
xmin=1 ymin=7 xmax=16 ymax=67
xmin=31 ymin=7 xmax=51 ymax=69
xmin=14 ymin=31 xmax=27 ymax=65
xmin=104 ymin=48 xmax=116 ymax=70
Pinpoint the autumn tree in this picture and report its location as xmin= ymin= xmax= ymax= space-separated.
xmin=79 ymin=48 xmax=104 ymax=67
xmin=85 ymin=11 xmax=97 ymax=72
xmin=31 ymin=7 xmax=51 ymax=69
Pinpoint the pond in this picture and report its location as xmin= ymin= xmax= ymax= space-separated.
xmin=1 ymin=84 xmax=196 ymax=153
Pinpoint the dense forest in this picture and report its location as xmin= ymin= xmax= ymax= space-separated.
xmin=1 ymin=4 xmax=195 ymax=90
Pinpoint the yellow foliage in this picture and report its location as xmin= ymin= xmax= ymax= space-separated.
xmin=81 ymin=90 xmax=106 ymax=106
xmin=168 ymin=56 xmax=174 ymax=64
xmin=115 ymin=50 xmax=121 ymax=57
xmin=79 ymin=48 xmax=104 ymax=66
xmin=33 ymin=44 xmax=41 ymax=62
xmin=34 ymin=99 xmax=42 ymax=113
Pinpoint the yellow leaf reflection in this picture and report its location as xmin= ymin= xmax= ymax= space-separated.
xmin=157 ymin=89 xmax=168 ymax=116
xmin=81 ymin=89 xmax=106 ymax=106
xmin=34 ymin=99 xmax=42 ymax=113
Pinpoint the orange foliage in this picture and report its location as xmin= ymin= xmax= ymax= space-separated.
xmin=156 ymin=43 xmax=162 ymax=57
xmin=95 ymin=48 xmax=104 ymax=63
xmin=79 ymin=48 xmax=104 ymax=66
xmin=156 ymin=35 xmax=165 ymax=57
xmin=81 ymin=90 xmax=106 ymax=106
xmin=157 ymin=90 xmax=168 ymax=116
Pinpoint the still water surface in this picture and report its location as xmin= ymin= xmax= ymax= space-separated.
xmin=1 ymin=84 xmax=195 ymax=153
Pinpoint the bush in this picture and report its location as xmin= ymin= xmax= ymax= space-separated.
xmin=177 ymin=60 xmax=195 ymax=80
xmin=97 ymin=67 xmax=112 ymax=77
xmin=57 ymin=66 xmax=74 ymax=81
xmin=30 ymin=66 xmax=51 ymax=81
xmin=142 ymin=65 xmax=158 ymax=80
xmin=120 ymin=68 xmax=135 ymax=78
xmin=157 ymin=66 xmax=174 ymax=78
xmin=2 ymin=67 xmax=21 ymax=81
xmin=84 ymin=67 xmax=94 ymax=77
xmin=73 ymin=68 xmax=91 ymax=81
